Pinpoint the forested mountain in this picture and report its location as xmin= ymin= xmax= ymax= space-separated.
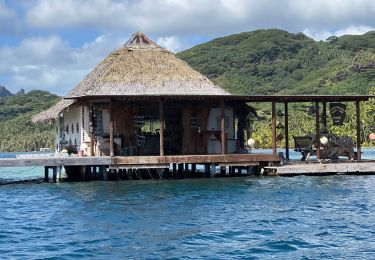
xmin=177 ymin=29 xmax=375 ymax=95
xmin=1 ymin=29 xmax=374 ymax=151
xmin=0 ymin=90 xmax=59 ymax=151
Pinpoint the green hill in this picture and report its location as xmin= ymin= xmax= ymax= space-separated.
xmin=0 ymin=90 xmax=60 ymax=152
xmin=177 ymin=29 xmax=375 ymax=95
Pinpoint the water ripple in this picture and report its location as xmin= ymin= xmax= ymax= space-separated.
xmin=1 ymin=176 xmax=375 ymax=258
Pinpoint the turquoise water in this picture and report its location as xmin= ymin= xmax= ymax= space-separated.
xmin=1 ymin=151 xmax=375 ymax=258
xmin=0 ymin=177 xmax=375 ymax=258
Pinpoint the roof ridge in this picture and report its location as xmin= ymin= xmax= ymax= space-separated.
xmin=124 ymin=32 xmax=161 ymax=49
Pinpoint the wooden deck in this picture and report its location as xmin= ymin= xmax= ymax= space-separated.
xmin=0 ymin=153 xmax=279 ymax=168
xmin=265 ymin=160 xmax=375 ymax=176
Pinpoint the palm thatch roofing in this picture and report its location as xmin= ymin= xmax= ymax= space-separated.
xmin=66 ymin=32 xmax=229 ymax=98
xmin=33 ymin=32 xmax=230 ymax=122
xmin=32 ymin=99 xmax=75 ymax=123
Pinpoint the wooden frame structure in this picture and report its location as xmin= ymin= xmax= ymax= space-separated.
xmin=62 ymin=94 xmax=372 ymax=169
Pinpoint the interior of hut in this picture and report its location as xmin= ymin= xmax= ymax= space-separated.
xmin=93 ymin=99 xmax=255 ymax=156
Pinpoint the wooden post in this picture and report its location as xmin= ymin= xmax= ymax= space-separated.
xmin=315 ymin=102 xmax=321 ymax=160
xmin=109 ymin=100 xmax=114 ymax=157
xmin=322 ymin=101 xmax=327 ymax=130
xmin=192 ymin=163 xmax=196 ymax=174
xmin=220 ymin=98 xmax=226 ymax=155
xmin=89 ymin=106 xmax=95 ymax=156
xmin=284 ymin=102 xmax=289 ymax=160
xmin=272 ymin=101 xmax=277 ymax=155
xmin=44 ymin=167 xmax=49 ymax=182
xmin=159 ymin=98 xmax=165 ymax=156
xmin=172 ymin=163 xmax=177 ymax=177
xmin=52 ymin=167 xmax=57 ymax=183
xmin=356 ymin=100 xmax=362 ymax=161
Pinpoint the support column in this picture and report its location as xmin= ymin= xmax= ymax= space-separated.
xmin=271 ymin=101 xmax=277 ymax=155
xmin=44 ymin=167 xmax=49 ymax=182
xmin=356 ymin=100 xmax=362 ymax=161
xmin=315 ymin=102 xmax=321 ymax=160
xmin=220 ymin=98 xmax=226 ymax=155
xmin=159 ymin=98 xmax=165 ymax=156
xmin=109 ymin=99 xmax=114 ymax=157
xmin=89 ymin=106 xmax=95 ymax=156
xmin=52 ymin=167 xmax=57 ymax=183
xmin=284 ymin=102 xmax=289 ymax=160
xmin=322 ymin=101 xmax=327 ymax=130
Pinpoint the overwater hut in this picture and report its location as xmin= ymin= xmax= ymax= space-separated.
xmin=32 ymin=32 xmax=372 ymax=175
xmin=33 ymin=32 xmax=272 ymax=170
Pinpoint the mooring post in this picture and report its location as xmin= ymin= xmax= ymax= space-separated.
xmin=44 ymin=166 xmax=49 ymax=182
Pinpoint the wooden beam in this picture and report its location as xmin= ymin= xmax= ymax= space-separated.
xmin=356 ymin=100 xmax=362 ymax=161
xmin=109 ymin=99 xmax=114 ymax=157
xmin=0 ymin=157 xmax=111 ymax=167
xmin=315 ymin=102 xmax=320 ymax=159
xmin=89 ymin=106 xmax=95 ymax=156
xmin=111 ymin=154 xmax=279 ymax=165
xmin=322 ymin=100 xmax=327 ymax=130
xmin=159 ymin=98 xmax=165 ymax=156
xmin=220 ymin=98 xmax=226 ymax=155
xmin=272 ymin=101 xmax=277 ymax=155
xmin=284 ymin=102 xmax=289 ymax=160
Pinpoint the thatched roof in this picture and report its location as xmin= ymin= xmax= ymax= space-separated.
xmin=66 ymin=32 xmax=229 ymax=98
xmin=33 ymin=32 xmax=230 ymax=123
xmin=32 ymin=99 xmax=75 ymax=123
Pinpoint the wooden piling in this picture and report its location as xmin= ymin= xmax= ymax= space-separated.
xmin=44 ymin=166 xmax=49 ymax=182
xmin=52 ymin=167 xmax=57 ymax=183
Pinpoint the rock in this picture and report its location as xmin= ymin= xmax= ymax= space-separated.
xmin=0 ymin=86 xmax=13 ymax=97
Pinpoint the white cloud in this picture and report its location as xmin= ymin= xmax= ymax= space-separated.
xmin=157 ymin=36 xmax=182 ymax=53
xmin=25 ymin=0 xmax=375 ymax=37
xmin=2 ymin=0 xmax=375 ymax=95
xmin=0 ymin=34 xmax=127 ymax=95
xmin=304 ymin=25 xmax=375 ymax=41
xmin=0 ymin=0 xmax=21 ymax=35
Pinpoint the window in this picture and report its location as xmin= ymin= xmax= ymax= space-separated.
xmin=71 ymin=123 xmax=74 ymax=134
xmin=66 ymin=124 xmax=69 ymax=134
xmin=76 ymin=122 xmax=79 ymax=133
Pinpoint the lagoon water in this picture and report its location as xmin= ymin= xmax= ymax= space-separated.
xmin=1 ymin=151 xmax=375 ymax=259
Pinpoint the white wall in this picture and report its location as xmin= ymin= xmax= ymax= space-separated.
xmin=207 ymin=107 xmax=234 ymax=138
xmin=56 ymin=106 xmax=81 ymax=151
xmin=206 ymin=107 xmax=236 ymax=154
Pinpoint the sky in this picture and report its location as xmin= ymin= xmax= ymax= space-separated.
xmin=0 ymin=0 xmax=375 ymax=96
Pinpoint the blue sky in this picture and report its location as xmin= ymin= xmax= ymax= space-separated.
xmin=1 ymin=0 xmax=375 ymax=95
